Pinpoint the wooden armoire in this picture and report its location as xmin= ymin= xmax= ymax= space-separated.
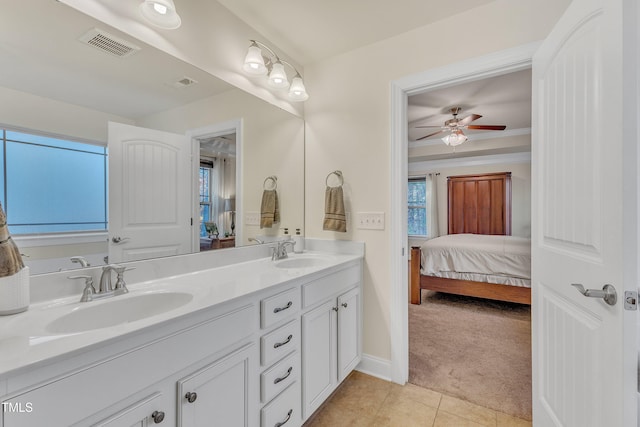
xmin=447 ymin=172 xmax=512 ymax=235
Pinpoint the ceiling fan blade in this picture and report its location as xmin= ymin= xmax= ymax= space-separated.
xmin=466 ymin=125 xmax=507 ymax=131
xmin=416 ymin=129 xmax=446 ymax=140
xmin=457 ymin=114 xmax=482 ymax=126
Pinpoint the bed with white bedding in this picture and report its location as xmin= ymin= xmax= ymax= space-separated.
xmin=410 ymin=234 xmax=532 ymax=305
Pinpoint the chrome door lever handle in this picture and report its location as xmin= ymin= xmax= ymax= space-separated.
xmin=571 ymin=283 xmax=617 ymax=306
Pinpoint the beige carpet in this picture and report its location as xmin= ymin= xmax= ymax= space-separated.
xmin=409 ymin=291 xmax=532 ymax=420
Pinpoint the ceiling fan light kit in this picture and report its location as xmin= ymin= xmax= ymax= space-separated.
xmin=415 ymin=106 xmax=506 ymax=147
xmin=442 ymin=130 xmax=468 ymax=146
xmin=242 ymin=40 xmax=309 ymax=102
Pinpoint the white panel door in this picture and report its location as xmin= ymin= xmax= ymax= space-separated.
xmin=532 ymin=0 xmax=637 ymax=425
xmin=108 ymin=122 xmax=192 ymax=263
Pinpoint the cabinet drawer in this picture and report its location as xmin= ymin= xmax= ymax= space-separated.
xmin=261 ymin=352 xmax=300 ymax=403
xmin=261 ymin=319 xmax=300 ymax=367
xmin=302 ymin=264 xmax=360 ymax=308
xmin=261 ymin=382 xmax=301 ymax=427
xmin=261 ymin=287 xmax=300 ymax=329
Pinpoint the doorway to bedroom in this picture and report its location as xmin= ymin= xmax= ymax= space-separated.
xmin=405 ymin=68 xmax=533 ymax=421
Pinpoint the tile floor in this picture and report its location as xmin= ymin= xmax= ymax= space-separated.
xmin=303 ymin=371 xmax=532 ymax=427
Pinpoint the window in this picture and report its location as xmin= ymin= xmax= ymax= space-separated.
xmin=199 ymin=162 xmax=212 ymax=237
xmin=1 ymin=129 xmax=107 ymax=234
xmin=408 ymin=177 xmax=427 ymax=236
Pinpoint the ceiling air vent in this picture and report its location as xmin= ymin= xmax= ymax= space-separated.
xmin=79 ymin=28 xmax=141 ymax=58
xmin=173 ymin=77 xmax=198 ymax=88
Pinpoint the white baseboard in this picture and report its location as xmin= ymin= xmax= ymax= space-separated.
xmin=356 ymin=353 xmax=393 ymax=382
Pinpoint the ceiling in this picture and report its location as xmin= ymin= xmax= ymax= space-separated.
xmin=216 ymin=0 xmax=496 ymax=65
xmin=408 ymin=68 xmax=532 ymax=144
xmin=0 ymin=1 xmax=233 ymax=119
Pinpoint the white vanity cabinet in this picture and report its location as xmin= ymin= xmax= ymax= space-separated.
xmin=300 ymin=264 xmax=362 ymax=420
xmin=1 ymin=303 xmax=258 ymax=427
xmin=0 ymin=251 xmax=363 ymax=427
xmin=258 ymin=288 xmax=302 ymax=427
xmin=177 ymin=343 xmax=256 ymax=426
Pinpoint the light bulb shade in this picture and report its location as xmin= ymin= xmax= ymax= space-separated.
xmin=243 ymin=44 xmax=267 ymax=75
xmin=224 ymin=198 xmax=235 ymax=212
xmin=268 ymin=61 xmax=290 ymax=88
xmin=441 ymin=130 xmax=468 ymax=146
xmin=140 ymin=0 xmax=181 ymax=29
xmin=288 ymin=76 xmax=309 ymax=101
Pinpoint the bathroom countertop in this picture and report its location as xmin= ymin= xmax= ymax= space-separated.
xmin=0 ymin=251 xmax=362 ymax=380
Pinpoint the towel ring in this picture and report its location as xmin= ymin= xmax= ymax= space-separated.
xmin=325 ymin=170 xmax=344 ymax=187
xmin=263 ymin=175 xmax=277 ymax=191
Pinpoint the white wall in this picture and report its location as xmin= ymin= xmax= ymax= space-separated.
xmin=410 ymin=161 xmax=532 ymax=239
xmin=303 ymin=0 xmax=570 ymax=363
xmin=0 ymin=86 xmax=133 ymax=143
xmin=137 ymin=88 xmax=305 ymax=244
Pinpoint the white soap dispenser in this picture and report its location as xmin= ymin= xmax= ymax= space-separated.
xmin=293 ymin=228 xmax=304 ymax=253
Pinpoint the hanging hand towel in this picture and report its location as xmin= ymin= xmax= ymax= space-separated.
xmin=323 ymin=186 xmax=347 ymax=232
xmin=0 ymin=203 xmax=24 ymax=278
xmin=260 ymin=189 xmax=280 ymax=228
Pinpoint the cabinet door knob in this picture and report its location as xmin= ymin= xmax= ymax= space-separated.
xmin=332 ymin=306 xmax=339 ymax=312
xmin=185 ymin=391 xmax=198 ymax=403
xmin=341 ymin=302 xmax=348 ymax=308
xmin=151 ymin=410 xmax=165 ymax=424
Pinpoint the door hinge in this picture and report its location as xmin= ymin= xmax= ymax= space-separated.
xmin=624 ymin=291 xmax=637 ymax=310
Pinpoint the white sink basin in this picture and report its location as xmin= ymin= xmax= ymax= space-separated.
xmin=275 ymin=256 xmax=330 ymax=269
xmin=46 ymin=292 xmax=193 ymax=334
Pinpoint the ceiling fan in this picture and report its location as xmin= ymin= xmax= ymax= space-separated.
xmin=415 ymin=107 xmax=506 ymax=145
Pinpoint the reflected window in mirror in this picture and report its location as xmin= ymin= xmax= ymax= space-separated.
xmin=0 ymin=128 xmax=107 ymax=235
xmin=199 ymin=158 xmax=216 ymax=238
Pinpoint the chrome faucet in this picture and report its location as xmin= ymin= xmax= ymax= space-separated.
xmin=272 ymin=240 xmax=296 ymax=261
xmin=68 ymin=264 xmax=133 ymax=302
xmin=248 ymin=237 xmax=265 ymax=244
xmin=70 ymin=256 xmax=90 ymax=268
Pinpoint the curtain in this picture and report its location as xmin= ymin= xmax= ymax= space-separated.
xmin=426 ymin=173 xmax=440 ymax=239
xmin=211 ymin=158 xmax=224 ymax=232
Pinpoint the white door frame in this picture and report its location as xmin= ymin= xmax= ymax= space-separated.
xmin=388 ymin=42 xmax=541 ymax=384
xmin=187 ymin=119 xmax=243 ymax=251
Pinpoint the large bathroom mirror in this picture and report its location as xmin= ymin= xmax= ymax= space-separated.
xmin=0 ymin=1 xmax=305 ymax=274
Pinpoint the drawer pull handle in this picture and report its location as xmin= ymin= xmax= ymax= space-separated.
xmin=151 ymin=410 xmax=165 ymax=424
xmin=273 ymin=301 xmax=293 ymax=313
xmin=274 ymin=334 xmax=293 ymax=349
xmin=185 ymin=391 xmax=198 ymax=403
xmin=341 ymin=302 xmax=348 ymax=308
xmin=275 ymin=409 xmax=293 ymax=427
xmin=274 ymin=367 xmax=293 ymax=384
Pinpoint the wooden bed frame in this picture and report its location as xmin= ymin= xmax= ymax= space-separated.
xmin=409 ymin=172 xmax=531 ymax=305
xmin=410 ymin=246 xmax=531 ymax=305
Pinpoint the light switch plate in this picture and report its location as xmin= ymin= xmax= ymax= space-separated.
xmin=356 ymin=212 xmax=385 ymax=230
xmin=245 ymin=212 xmax=260 ymax=226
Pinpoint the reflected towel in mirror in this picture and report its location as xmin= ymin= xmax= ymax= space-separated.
xmin=261 ymin=190 xmax=280 ymax=228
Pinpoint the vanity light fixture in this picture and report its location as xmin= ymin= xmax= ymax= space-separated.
xmin=242 ymin=40 xmax=309 ymax=102
xmin=139 ymin=0 xmax=182 ymax=30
